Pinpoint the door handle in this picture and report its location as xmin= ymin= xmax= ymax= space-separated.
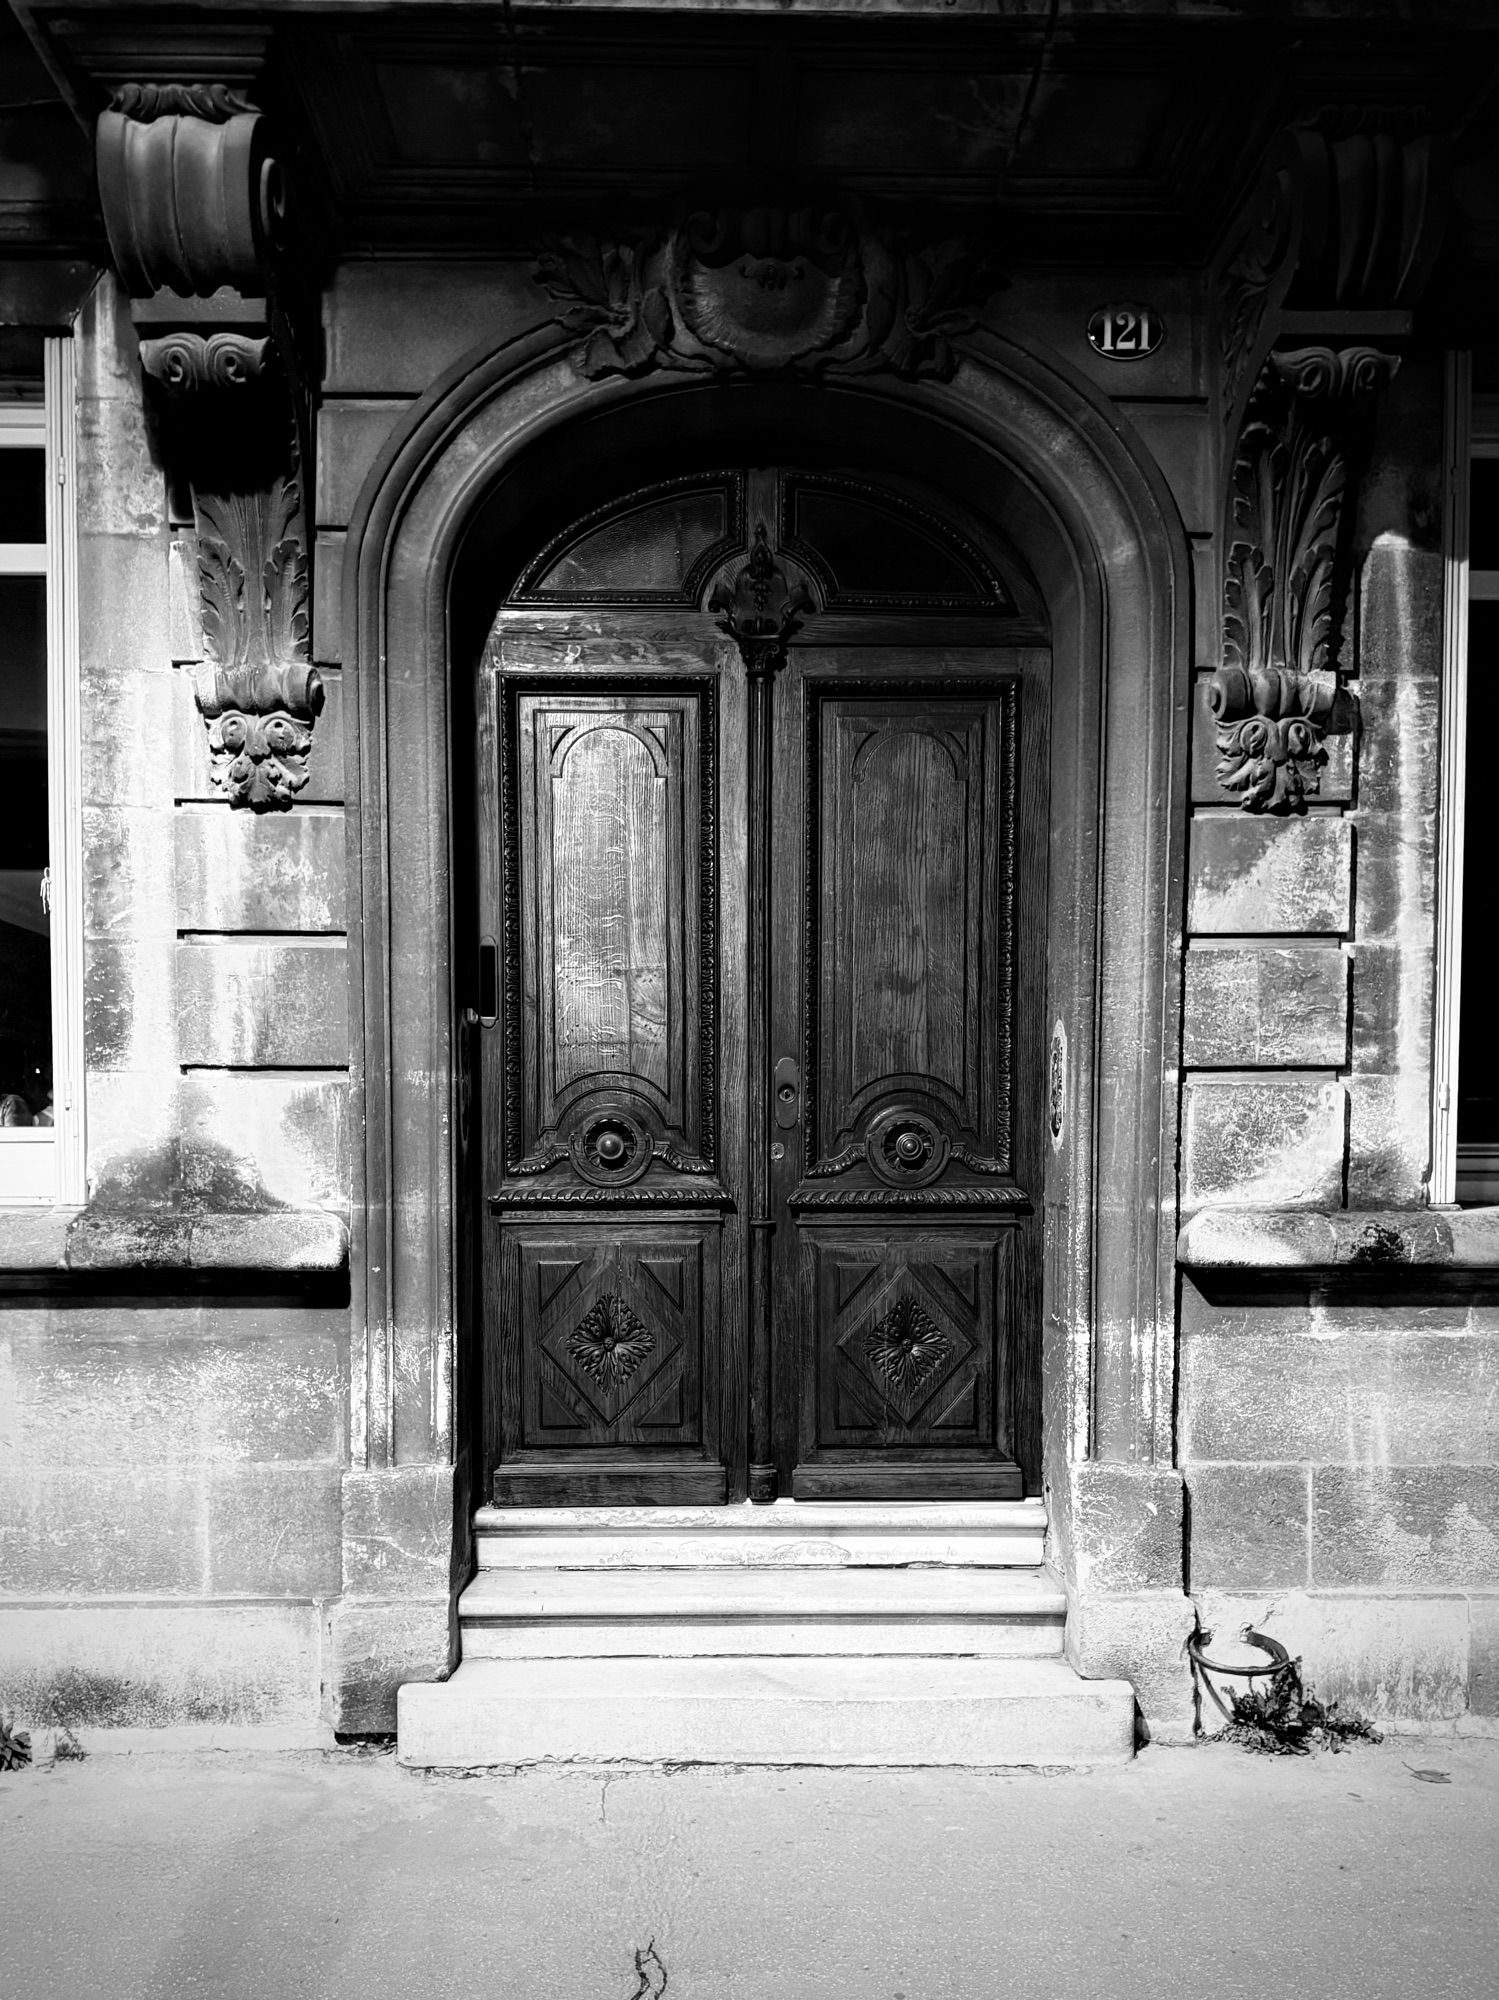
xmin=773 ymin=1055 xmax=800 ymax=1130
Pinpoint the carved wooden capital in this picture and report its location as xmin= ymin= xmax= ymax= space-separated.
xmin=537 ymin=201 xmax=998 ymax=384
xmin=1212 ymin=342 xmax=1398 ymax=813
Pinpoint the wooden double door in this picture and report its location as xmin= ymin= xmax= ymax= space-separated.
xmin=477 ymin=468 xmax=1046 ymax=1505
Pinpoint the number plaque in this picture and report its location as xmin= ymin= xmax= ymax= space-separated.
xmin=1087 ymin=305 xmax=1164 ymax=361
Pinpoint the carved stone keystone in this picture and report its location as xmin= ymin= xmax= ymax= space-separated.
xmin=537 ymin=201 xmax=998 ymax=383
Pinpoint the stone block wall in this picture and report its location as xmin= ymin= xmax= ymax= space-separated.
xmin=0 ymin=1298 xmax=345 ymax=1734
xmin=0 ymin=277 xmax=353 ymax=1738
xmin=1177 ymin=354 xmax=1499 ymax=1728
xmin=1181 ymin=1282 xmax=1499 ymax=1725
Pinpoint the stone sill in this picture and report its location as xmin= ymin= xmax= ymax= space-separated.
xmin=1178 ymin=1206 xmax=1499 ymax=1274
xmin=0 ymin=1205 xmax=349 ymax=1275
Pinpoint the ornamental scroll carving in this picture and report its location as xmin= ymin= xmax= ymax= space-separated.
xmin=1218 ymin=124 xmax=1448 ymax=436
xmin=1210 ymin=345 xmax=1397 ymax=813
xmin=709 ymin=523 xmax=813 ymax=676
xmin=537 ymin=204 xmax=997 ymax=383
xmin=97 ymin=81 xmax=322 ymax=811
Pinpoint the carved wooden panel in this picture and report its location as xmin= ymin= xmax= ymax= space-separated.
xmin=500 ymin=681 xmax=717 ymax=1200
xmin=803 ymin=683 xmax=1017 ymax=1200
xmin=505 ymin=1229 xmax=711 ymax=1451
xmin=801 ymin=1231 xmax=1011 ymax=1456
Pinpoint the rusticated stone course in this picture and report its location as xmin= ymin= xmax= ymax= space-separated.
xmin=1180 ymin=1078 xmax=1346 ymax=1208
xmin=1184 ymin=1463 xmax=1310 ymax=1591
xmin=1183 ymin=945 xmax=1348 ymax=1068
xmin=1186 ymin=816 xmax=1352 ymax=935
xmin=1311 ymin=1468 xmax=1499 ymax=1589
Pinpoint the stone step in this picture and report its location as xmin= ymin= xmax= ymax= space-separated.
xmin=397 ymin=1656 xmax=1135 ymax=1768
xmin=473 ymin=1499 xmax=1047 ymax=1570
xmin=458 ymin=1566 xmax=1067 ymax=1658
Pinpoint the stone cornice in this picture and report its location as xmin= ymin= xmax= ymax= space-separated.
xmin=1179 ymin=1206 xmax=1499 ymax=1275
xmin=0 ymin=1206 xmax=349 ymax=1277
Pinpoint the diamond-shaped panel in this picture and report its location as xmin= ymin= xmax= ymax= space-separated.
xmin=539 ymin=1270 xmax=680 ymax=1429
xmin=835 ymin=1276 xmax=974 ymax=1428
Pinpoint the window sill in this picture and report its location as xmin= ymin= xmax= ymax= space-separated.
xmin=1178 ymin=1205 xmax=1499 ymax=1279
xmin=0 ymin=1205 xmax=349 ymax=1275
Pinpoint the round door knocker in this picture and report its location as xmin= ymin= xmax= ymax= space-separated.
xmin=571 ymin=1109 xmax=650 ymax=1186
xmin=865 ymin=1107 xmax=949 ymax=1189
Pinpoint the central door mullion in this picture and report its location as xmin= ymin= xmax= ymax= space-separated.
xmin=709 ymin=469 xmax=812 ymax=1503
xmin=745 ymin=640 xmax=778 ymax=1502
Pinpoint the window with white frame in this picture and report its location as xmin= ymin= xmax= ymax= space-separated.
xmin=0 ymin=339 xmax=82 ymax=1205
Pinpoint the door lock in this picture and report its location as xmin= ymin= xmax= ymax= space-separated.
xmin=773 ymin=1055 xmax=800 ymax=1130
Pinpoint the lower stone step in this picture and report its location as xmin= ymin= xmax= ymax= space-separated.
xmin=397 ymin=1657 xmax=1136 ymax=1769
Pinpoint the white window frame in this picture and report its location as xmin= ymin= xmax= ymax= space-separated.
xmin=0 ymin=337 xmax=84 ymax=1205
xmin=1434 ymin=359 xmax=1499 ymax=1206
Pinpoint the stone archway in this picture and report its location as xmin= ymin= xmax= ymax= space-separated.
xmin=341 ymin=326 xmax=1195 ymax=1719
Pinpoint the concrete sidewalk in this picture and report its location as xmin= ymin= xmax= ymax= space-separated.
xmin=2 ymin=1735 xmax=1496 ymax=2000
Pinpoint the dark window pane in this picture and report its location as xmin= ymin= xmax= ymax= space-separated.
xmin=784 ymin=478 xmax=1004 ymax=607
xmin=1459 ymin=601 xmax=1499 ymax=1142
xmin=0 ymin=445 xmax=46 ymax=546
xmin=0 ymin=572 xmax=49 ymax=1122
xmin=1471 ymin=458 xmax=1499 ymax=573
xmin=527 ymin=487 xmax=730 ymax=599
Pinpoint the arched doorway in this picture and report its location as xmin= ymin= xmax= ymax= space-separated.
xmin=348 ymin=348 xmax=1190 ymax=1706
xmin=463 ymin=452 xmax=1050 ymax=1507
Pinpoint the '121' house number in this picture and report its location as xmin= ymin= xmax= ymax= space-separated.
xmin=1087 ymin=305 xmax=1164 ymax=359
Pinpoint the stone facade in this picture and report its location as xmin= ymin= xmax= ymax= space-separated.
xmin=2 ymin=1 xmax=1498 ymax=1745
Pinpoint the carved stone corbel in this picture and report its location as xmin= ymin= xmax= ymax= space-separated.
xmin=1218 ymin=122 xmax=1448 ymax=437
xmin=1210 ymin=117 xmax=1446 ymax=813
xmin=1209 ymin=344 xmax=1397 ymax=813
xmin=97 ymin=81 xmax=322 ymax=810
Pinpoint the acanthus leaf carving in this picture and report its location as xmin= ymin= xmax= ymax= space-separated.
xmin=1212 ymin=343 xmax=1397 ymax=813
xmin=537 ymin=203 xmax=997 ymax=385
xmin=190 ymin=439 xmax=322 ymax=811
xmin=108 ymin=83 xmax=261 ymax=123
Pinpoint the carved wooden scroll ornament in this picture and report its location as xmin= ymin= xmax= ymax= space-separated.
xmin=708 ymin=524 xmax=814 ymax=676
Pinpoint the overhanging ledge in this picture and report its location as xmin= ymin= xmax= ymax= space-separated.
xmin=0 ymin=1206 xmax=349 ymax=1277
xmin=1178 ymin=1206 xmax=1499 ymax=1280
